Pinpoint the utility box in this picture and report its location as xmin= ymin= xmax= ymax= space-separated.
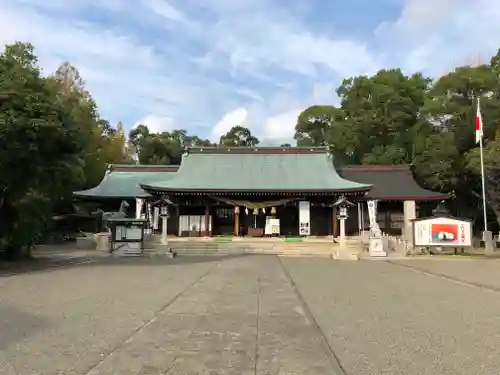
xmin=107 ymin=218 xmax=147 ymax=257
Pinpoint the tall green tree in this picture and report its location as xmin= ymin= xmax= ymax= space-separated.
xmin=337 ymin=69 xmax=431 ymax=164
xmin=53 ymin=62 xmax=133 ymax=188
xmin=129 ymin=126 xmax=213 ymax=165
xmin=0 ymin=43 xmax=90 ymax=259
xmin=219 ymin=125 xmax=259 ymax=147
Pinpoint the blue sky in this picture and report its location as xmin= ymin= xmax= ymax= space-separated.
xmin=1 ymin=0 xmax=499 ymax=144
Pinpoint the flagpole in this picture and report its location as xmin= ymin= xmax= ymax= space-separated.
xmin=478 ymin=98 xmax=488 ymax=231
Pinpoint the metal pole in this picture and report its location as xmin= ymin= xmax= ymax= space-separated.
xmin=478 ymin=98 xmax=488 ymax=231
xmin=479 ymin=134 xmax=488 ymax=231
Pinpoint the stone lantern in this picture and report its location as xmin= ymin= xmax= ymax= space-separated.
xmin=333 ymin=195 xmax=354 ymax=244
xmin=151 ymin=196 xmax=176 ymax=245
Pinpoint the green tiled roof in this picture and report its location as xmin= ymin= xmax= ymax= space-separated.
xmin=141 ymin=147 xmax=371 ymax=193
xmin=73 ymin=165 xmax=177 ymax=199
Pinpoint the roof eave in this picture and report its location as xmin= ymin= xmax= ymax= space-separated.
xmin=367 ymin=194 xmax=449 ymax=201
xmin=73 ymin=191 xmax=152 ymax=199
xmin=140 ymin=184 xmax=371 ymax=194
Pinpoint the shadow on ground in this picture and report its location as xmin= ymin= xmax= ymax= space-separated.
xmin=0 ymin=253 xmax=251 ymax=278
xmin=0 ymin=305 xmax=50 ymax=350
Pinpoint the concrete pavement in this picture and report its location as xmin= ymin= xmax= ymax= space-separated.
xmin=2 ymin=255 xmax=500 ymax=374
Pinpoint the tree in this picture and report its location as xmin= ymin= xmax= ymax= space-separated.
xmin=422 ymin=65 xmax=500 ymax=152
xmin=53 ymin=62 xmax=132 ymax=188
xmin=336 ymin=69 xmax=431 ymax=164
xmin=294 ymin=105 xmax=343 ymax=147
xmin=129 ymin=126 xmax=213 ymax=165
xmin=466 ymin=131 xmax=500 ymax=226
xmin=0 ymin=43 xmax=90 ymax=259
xmin=54 ymin=61 xmax=86 ymax=94
xmin=293 ymin=56 xmax=500 ymax=225
xmin=219 ymin=125 xmax=259 ymax=147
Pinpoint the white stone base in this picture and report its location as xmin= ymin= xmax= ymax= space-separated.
xmin=369 ymin=237 xmax=387 ymax=257
xmin=332 ymin=247 xmax=359 ymax=260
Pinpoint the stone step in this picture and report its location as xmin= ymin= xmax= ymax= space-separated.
xmin=145 ymin=240 xmax=338 ymax=256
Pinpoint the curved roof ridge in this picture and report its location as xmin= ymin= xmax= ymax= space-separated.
xmin=141 ymin=150 xmax=371 ymax=193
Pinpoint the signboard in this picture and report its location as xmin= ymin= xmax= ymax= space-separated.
xmin=265 ymin=217 xmax=280 ymax=235
xmin=298 ymin=201 xmax=310 ymax=235
xmin=413 ymin=216 xmax=472 ymax=247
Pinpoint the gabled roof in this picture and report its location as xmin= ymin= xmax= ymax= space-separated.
xmin=73 ymin=164 xmax=178 ymax=199
xmin=141 ymin=147 xmax=371 ymax=195
xmin=340 ymin=165 xmax=448 ymax=201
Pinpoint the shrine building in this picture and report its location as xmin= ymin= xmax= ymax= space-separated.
xmin=73 ymin=147 xmax=447 ymax=239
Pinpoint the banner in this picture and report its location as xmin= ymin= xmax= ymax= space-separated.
xmin=299 ymin=201 xmax=310 ymax=235
xmin=367 ymin=200 xmax=378 ymax=230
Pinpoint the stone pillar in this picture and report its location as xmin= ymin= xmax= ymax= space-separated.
xmin=204 ymin=205 xmax=210 ymax=237
xmin=357 ymin=202 xmax=362 ymax=235
xmin=403 ymin=200 xmax=416 ymax=245
xmin=339 ymin=216 xmax=346 ymax=243
xmin=484 ymin=231 xmax=494 ymax=256
xmin=161 ymin=215 xmax=168 ymax=245
xmin=332 ymin=206 xmax=338 ymax=237
xmin=234 ymin=206 xmax=239 ymax=236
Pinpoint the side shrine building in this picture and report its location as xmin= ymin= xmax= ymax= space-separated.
xmin=74 ymin=147 xmax=447 ymax=240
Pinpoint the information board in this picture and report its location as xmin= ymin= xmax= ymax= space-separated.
xmin=413 ymin=216 xmax=472 ymax=247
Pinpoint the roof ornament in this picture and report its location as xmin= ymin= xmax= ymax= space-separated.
xmin=332 ymin=195 xmax=355 ymax=207
xmin=151 ymin=195 xmax=176 ymax=208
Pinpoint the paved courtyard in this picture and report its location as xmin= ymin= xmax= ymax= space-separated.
xmin=2 ymin=255 xmax=500 ymax=375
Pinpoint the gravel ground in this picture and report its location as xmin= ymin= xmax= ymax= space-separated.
xmin=0 ymin=256 xmax=216 ymax=375
xmin=2 ymin=254 xmax=500 ymax=374
xmin=390 ymin=258 xmax=500 ymax=289
xmin=283 ymin=258 xmax=500 ymax=375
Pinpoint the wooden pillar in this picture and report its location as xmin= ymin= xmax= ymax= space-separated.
xmin=234 ymin=206 xmax=239 ymax=236
xmin=204 ymin=204 xmax=210 ymax=236
xmin=332 ymin=206 xmax=338 ymax=237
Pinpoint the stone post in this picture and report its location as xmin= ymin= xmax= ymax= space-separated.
xmin=484 ymin=230 xmax=494 ymax=256
xmin=332 ymin=206 xmax=338 ymax=237
xmin=161 ymin=215 xmax=168 ymax=245
xmin=339 ymin=207 xmax=347 ymax=245
xmin=403 ymin=200 xmax=416 ymax=246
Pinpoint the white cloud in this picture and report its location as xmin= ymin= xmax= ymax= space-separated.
xmin=210 ymin=107 xmax=248 ymax=142
xmin=135 ymin=115 xmax=175 ymax=133
xmin=2 ymin=0 xmax=500 ymax=148
xmin=262 ymin=109 xmax=303 ymax=144
xmin=375 ymin=0 xmax=500 ymax=74
xmin=142 ymin=0 xmax=187 ymax=22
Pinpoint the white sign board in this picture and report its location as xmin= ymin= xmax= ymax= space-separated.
xmin=413 ymin=216 xmax=472 ymax=247
xmin=265 ymin=217 xmax=280 ymax=235
xmin=298 ymin=201 xmax=310 ymax=235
